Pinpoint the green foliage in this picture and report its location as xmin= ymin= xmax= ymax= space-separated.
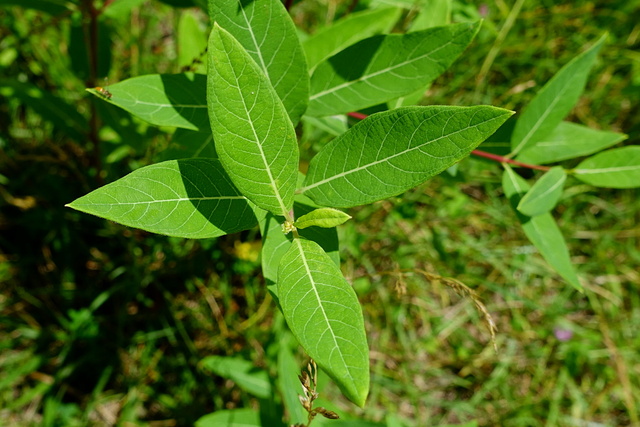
xmin=2 ymin=0 xmax=640 ymax=426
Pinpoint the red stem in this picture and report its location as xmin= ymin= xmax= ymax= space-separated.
xmin=346 ymin=111 xmax=550 ymax=171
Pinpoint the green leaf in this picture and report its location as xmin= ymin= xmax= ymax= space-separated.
xmin=306 ymin=21 xmax=480 ymax=117
xmin=259 ymin=202 xmax=340 ymax=290
xmin=517 ymin=167 xmax=566 ymax=217
xmin=301 ymin=106 xmax=513 ymax=208
xmin=516 ymin=121 xmax=627 ymax=164
xmin=409 ymin=0 xmax=451 ymax=31
xmin=177 ymin=10 xmax=208 ymax=73
xmin=277 ymin=334 xmax=307 ymax=426
xmin=66 ymin=159 xmax=257 ymax=239
xmin=303 ymin=7 xmax=402 ymax=72
xmin=573 ymin=146 xmax=640 ymax=188
xmin=155 ymin=129 xmax=217 ymax=162
xmin=209 ymin=0 xmax=309 ymax=125
xmin=294 ymin=208 xmax=351 ymax=229
xmin=510 ymin=35 xmax=606 ymax=156
xmin=207 ymin=24 xmax=298 ymax=217
xmin=278 ymin=238 xmax=369 ymax=407
xmin=87 ymin=73 xmax=209 ymax=131
xmin=201 ymin=356 xmax=271 ymax=399
xmin=195 ymin=409 xmax=261 ymax=427
xmin=502 ymin=166 xmax=582 ymax=291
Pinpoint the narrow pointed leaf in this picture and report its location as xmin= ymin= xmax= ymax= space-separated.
xmin=201 ymin=356 xmax=271 ymax=399
xmin=510 ymin=35 xmax=606 ymax=156
xmin=301 ymin=106 xmax=513 ymax=208
xmin=195 ymin=409 xmax=260 ymax=427
xmin=517 ymin=167 xmax=566 ymax=216
xmin=66 ymin=159 xmax=256 ymax=239
xmin=278 ymin=239 xmax=369 ymax=407
xmin=88 ymin=73 xmax=209 ymax=131
xmin=209 ymin=0 xmax=309 ymax=125
xmin=294 ymin=208 xmax=351 ymax=229
xmin=502 ymin=166 xmax=582 ymax=291
xmin=307 ymin=21 xmax=480 ymax=117
xmin=207 ymin=24 xmax=298 ymax=217
xmin=277 ymin=334 xmax=307 ymax=426
xmin=155 ymin=129 xmax=217 ymax=161
xmin=303 ymin=7 xmax=402 ymax=71
xmin=573 ymin=146 xmax=640 ymax=188
xmin=516 ymin=121 xmax=627 ymax=164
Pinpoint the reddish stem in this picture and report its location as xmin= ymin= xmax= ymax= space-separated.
xmin=471 ymin=150 xmax=550 ymax=171
xmin=346 ymin=111 xmax=550 ymax=172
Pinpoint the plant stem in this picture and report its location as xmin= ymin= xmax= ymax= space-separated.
xmin=346 ymin=112 xmax=550 ymax=171
xmin=471 ymin=149 xmax=551 ymax=171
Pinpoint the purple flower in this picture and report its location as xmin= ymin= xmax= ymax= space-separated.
xmin=479 ymin=4 xmax=489 ymax=17
xmin=554 ymin=328 xmax=573 ymax=341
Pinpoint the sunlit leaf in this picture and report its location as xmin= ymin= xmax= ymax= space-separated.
xmin=278 ymin=238 xmax=369 ymax=407
xmin=303 ymin=7 xmax=402 ymax=72
xmin=517 ymin=167 xmax=566 ymax=216
xmin=294 ymin=208 xmax=351 ymax=229
xmin=67 ymin=159 xmax=256 ymax=239
xmin=87 ymin=73 xmax=209 ymax=131
xmin=209 ymin=0 xmax=309 ymax=124
xmin=516 ymin=121 xmax=627 ymax=164
xmin=207 ymin=24 xmax=298 ymax=217
xmin=301 ymin=106 xmax=513 ymax=208
xmin=502 ymin=165 xmax=582 ymax=291
xmin=510 ymin=35 xmax=606 ymax=156
xmin=573 ymin=146 xmax=640 ymax=188
xmin=307 ymin=22 xmax=480 ymax=117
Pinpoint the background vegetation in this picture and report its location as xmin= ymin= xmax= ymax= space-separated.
xmin=1 ymin=0 xmax=639 ymax=425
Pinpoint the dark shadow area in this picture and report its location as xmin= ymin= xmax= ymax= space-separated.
xmin=159 ymin=73 xmax=209 ymax=131
xmin=325 ymin=35 xmax=386 ymax=81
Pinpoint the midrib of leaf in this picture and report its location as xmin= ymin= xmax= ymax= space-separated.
xmin=574 ymin=165 xmax=640 ymax=174
xmin=309 ymin=32 xmax=462 ymax=101
xmin=239 ymin=3 xmax=269 ymax=74
xmin=73 ymin=196 xmax=246 ymax=206
xmin=129 ymin=99 xmax=207 ymax=109
xmin=299 ymin=112 xmax=502 ymax=193
xmin=510 ymin=84 xmax=569 ymax=156
xmin=227 ymin=65 xmax=290 ymax=217
xmin=293 ymin=239 xmax=355 ymax=384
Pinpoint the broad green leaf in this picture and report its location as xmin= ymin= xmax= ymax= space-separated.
xmin=409 ymin=0 xmax=451 ymax=31
xmin=303 ymin=7 xmax=402 ymax=71
xmin=195 ymin=409 xmax=260 ymax=427
xmin=516 ymin=121 xmax=627 ymax=164
xmin=87 ymin=73 xmax=209 ymax=131
xmin=201 ymin=356 xmax=271 ymax=399
xmin=177 ymin=10 xmax=207 ymax=73
xmin=517 ymin=167 xmax=566 ymax=217
xmin=277 ymin=334 xmax=307 ymax=426
xmin=207 ymin=24 xmax=298 ymax=217
xmin=301 ymin=106 xmax=513 ymax=208
xmin=306 ymin=22 xmax=480 ymax=117
xmin=66 ymin=159 xmax=257 ymax=239
xmin=209 ymin=0 xmax=309 ymax=125
xmin=502 ymin=166 xmax=582 ymax=291
xmin=259 ymin=202 xmax=340 ymax=290
xmin=278 ymin=238 xmax=369 ymax=407
xmin=573 ymin=146 xmax=640 ymax=188
xmin=295 ymin=208 xmax=351 ymax=229
xmin=510 ymin=35 xmax=606 ymax=156
xmin=0 ymin=79 xmax=88 ymax=141
xmin=155 ymin=129 xmax=217 ymax=162
xmin=302 ymin=115 xmax=349 ymax=137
